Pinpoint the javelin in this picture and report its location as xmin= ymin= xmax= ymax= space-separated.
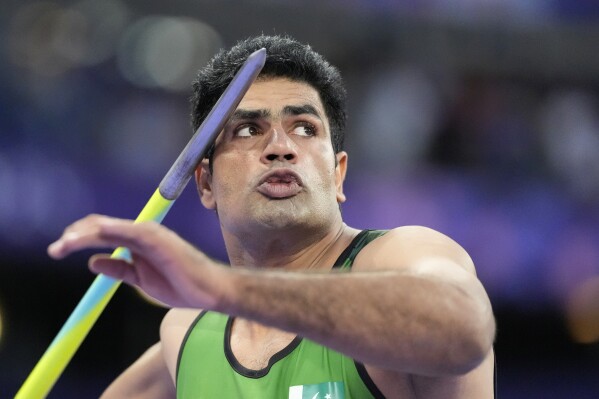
xmin=16 ymin=48 xmax=267 ymax=399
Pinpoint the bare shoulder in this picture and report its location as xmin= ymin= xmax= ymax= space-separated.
xmin=100 ymin=342 xmax=176 ymax=399
xmin=353 ymin=226 xmax=476 ymax=274
xmin=353 ymin=227 xmax=494 ymax=398
xmin=161 ymin=308 xmax=203 ymax=331
xmin=160 ymin=308 xmax=203 ymax=383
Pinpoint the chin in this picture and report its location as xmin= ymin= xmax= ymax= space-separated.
xmin=258 ymin=213 xmax=302 ymax=230
xmin=260 ymin=212 xmax=331 ymax=233
xmin=243 ymin=197 xmax=335 ymax=230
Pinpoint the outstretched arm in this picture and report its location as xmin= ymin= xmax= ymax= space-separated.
xmin=222 ymin=227 xmax=495 ymax=376
xmin=49 ymin=215 xmax=494 ymax=377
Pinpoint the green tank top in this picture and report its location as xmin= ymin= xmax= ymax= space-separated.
xmin=176 ymin=230 xmax=387 ymax=399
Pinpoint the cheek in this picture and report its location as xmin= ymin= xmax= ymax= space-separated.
xmin=309 ymin=156 xmax=337 ymax=191
xmin=314 ymin=143 xmax=337 ymax=175
xmin=212 ymin=152 xmax=254 ymax=195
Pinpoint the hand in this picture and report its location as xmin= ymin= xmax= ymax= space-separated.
xmin=48 ymin=214 xmax=228 ymax=309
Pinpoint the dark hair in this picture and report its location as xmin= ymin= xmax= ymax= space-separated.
xmin=191 ymin=35 xmax=347 ymax=162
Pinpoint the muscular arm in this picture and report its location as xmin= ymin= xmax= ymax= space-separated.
xmin=221 ymin=227 xmax=495 ymax=376
xmin=49 ymin=216 xmax=494 ymax=378
xmin=100 ymin=342 xmax=175 ymax=399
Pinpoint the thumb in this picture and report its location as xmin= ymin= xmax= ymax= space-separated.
xmin=89 ymin=254 xmax=139 ymax=286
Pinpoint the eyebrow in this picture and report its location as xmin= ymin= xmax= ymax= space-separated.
xmin=281 ymin=104 xmax=322 ymax=120
xmin=228 ymin=104 xmax=323 ymax=124
xmin=228 ymin=109 xmax=271 ymax=123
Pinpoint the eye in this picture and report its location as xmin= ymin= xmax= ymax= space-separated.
xmin=292 ymin=122 xmax=316 ymax=137
xmin=235 ymin=125 xmax=260 ymax=137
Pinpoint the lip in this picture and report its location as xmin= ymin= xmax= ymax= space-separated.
xmin=257 ymin=169 xmax=303 ymax=199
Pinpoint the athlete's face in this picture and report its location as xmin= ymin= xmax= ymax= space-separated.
xmin=196 ymin=78 xmax=347 ymax=235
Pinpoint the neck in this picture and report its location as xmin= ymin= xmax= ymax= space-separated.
xmin=221 ymin=218 xmax=359 ymax=271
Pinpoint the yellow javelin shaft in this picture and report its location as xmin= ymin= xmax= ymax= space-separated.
xmin=15 ymin=189 xmax=173 ymax=399
xmin=15 ymin=48 xmax=266 ymax=398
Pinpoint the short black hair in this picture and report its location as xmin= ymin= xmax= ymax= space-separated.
xmin=191 ymin=35 xmax=347 ymax=161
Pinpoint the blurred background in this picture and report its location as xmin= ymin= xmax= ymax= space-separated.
xmin=1 ymin=0 xmax=598 ymax=397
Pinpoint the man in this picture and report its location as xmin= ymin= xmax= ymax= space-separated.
xmin=48 ymin=36 xmax=496 ymax=398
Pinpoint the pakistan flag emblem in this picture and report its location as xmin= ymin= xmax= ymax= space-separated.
xmin=289 ymin=381 xmax=345 ymax=399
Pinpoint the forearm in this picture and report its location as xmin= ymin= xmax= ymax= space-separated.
xmin=218 ymin=265 xmax=495 ymax=376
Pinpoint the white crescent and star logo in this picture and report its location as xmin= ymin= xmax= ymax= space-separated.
xmin=288 ymin=382 xmax=343 ymax=399
xmin=310 ymin=394 xmax=332 ymax=399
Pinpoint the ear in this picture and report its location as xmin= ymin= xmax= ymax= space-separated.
xmin=195 ymin=159 xmax=216 ymax=210
xmin=335 ymin=151 xmax=348 ymax=203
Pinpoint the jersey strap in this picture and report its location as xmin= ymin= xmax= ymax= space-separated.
xmin=333 ymin=230 xmax=388 ymax=270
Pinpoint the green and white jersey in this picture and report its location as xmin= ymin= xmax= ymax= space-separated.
xmin=176 ymin=230 xmax=387 ymax=399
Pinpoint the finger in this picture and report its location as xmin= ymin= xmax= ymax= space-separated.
xmin=48 ymin=217 xmax=161 ymax=259
xmin=62 ymin=214 xmax=111 ymax=235
xmin=89 ymin=254 xmax=140 ymax=286
xmin=96 ymin=220 xmax=166 ymax=255
xmin=49 ymin=215 xmax=127 ymax=258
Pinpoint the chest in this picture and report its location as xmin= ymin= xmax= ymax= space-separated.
xmin=176 ymin=312 xmax=383 ymax=398
xmin=229 ymin=326 xmax=297 ymax=370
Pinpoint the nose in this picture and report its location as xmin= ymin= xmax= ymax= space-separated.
xmin=260 ymin=128 xmax=298 ymax=163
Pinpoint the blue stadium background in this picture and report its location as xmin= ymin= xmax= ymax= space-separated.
xmin=1 ymin=1 xmax=598 ymax=397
